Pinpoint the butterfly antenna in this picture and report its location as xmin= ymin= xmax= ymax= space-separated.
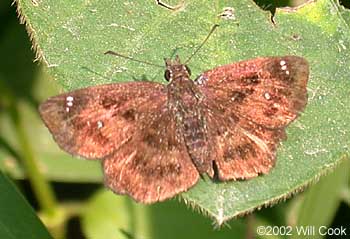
xmin=184 ymin=24 xmax=219 ymax=64
xmin=156 ymin=0 xmax=184 ymax=11
xmin=104 ymin=51 xmax=163 ymax=68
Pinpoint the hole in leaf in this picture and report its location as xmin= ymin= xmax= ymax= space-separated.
xmin=339 ymin=0 xmax=350 ymax=9
xmin=253 ymin=0 xmax=309 ymax=23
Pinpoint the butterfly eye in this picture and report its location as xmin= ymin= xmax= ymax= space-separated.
xmin=164 ymin=69 xmax=172 ymax=81
xmin=185 ymin=65 xmax=191 ymax=76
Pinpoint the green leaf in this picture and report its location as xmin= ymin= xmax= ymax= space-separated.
xmin=81 ymin=190 xmax=132 ymax=239
xmin=81 ymin=189 xmax=246 ymax=239
xmin=291 ymin=158 xmax=350 ymax=239
xmin=16 ymin=0 xmax=350 ymax=224
xmin=0 ymin=171 xmax=53 ymax=239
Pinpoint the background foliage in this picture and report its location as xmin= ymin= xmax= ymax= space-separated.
xmin=0 ymin=0 xmax=349 ymax=238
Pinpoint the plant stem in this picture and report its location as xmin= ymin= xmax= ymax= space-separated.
xmin=11 ymin=103 xmax=58 ymax=217
xmin=133 ymin=202 xmax=151 ymax=239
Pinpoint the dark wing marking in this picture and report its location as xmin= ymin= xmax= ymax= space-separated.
xmin=39 ymin=82 xmax=166 ymax=159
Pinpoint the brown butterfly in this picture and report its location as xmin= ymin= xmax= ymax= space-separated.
xmin=39 ymin=55 xmax=309 ymax=203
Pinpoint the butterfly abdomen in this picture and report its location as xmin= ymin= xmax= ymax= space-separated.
xmin=182 ymin=110 xmax=210 ymax=173
xmin=167 ymin=71 xmax=211 ymax=173
xmin=177 ymin=83 xmax=211 ymax=173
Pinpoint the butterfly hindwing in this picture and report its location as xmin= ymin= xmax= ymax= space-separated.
xmin=103 ymin=99 xmax=199 ymax=203
xmin=212 ymin=127 xmax=284 ymax=180
xmin=202 ymin=99 xmax=286 ymax=180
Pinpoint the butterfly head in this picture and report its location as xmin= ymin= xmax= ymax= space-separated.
xmin=164 ymin=55 xmax=191 ymax=82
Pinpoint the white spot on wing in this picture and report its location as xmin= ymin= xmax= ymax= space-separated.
xmin=279 ymin=60 xmax=290 ymax=75
xmin=66 ymin=96 xmax=74 ymax=101
xmin=97 ymin=121 xmax=103 ymax=129
xmin=264 ymin=92 xmax=271 ymax=100
xmin=65 ymin=95 xmax=74 ymax=112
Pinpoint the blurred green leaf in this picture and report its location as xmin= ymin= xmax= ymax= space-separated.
xmin=81 ymin=190 xmax=132 ymax=239
xmin=291 ymin=158 xmax=350 ymax=239
xmin=15 ymin=0 xmax=350 ymax=224
xmin=82 ymin=189 xmax=246 ymax=239
xmin=0 ymin=171 xmax=52 ymax=239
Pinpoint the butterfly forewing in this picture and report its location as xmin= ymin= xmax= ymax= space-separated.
xmin=39 ymin=82 xmax=166 ymax=159
xmin=196 ymin=56 xmax=309 ymax=129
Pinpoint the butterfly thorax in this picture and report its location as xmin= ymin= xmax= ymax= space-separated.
xmin=166 ymin=57 xmax=211 ymax=174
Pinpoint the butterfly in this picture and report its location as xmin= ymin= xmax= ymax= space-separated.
xmin=39 ymin=55 xmax=309 ymax=203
